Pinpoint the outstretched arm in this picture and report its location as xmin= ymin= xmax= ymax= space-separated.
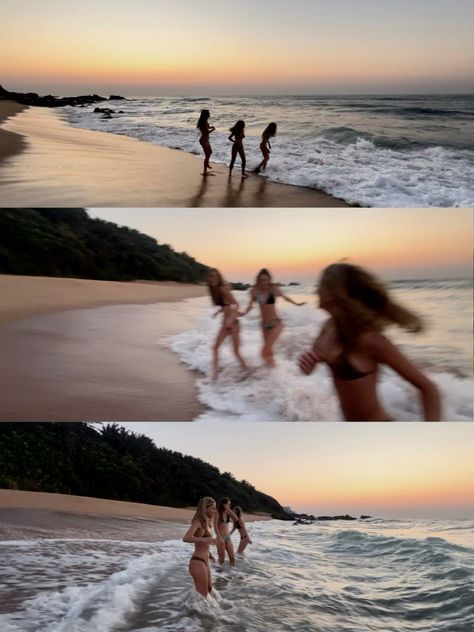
xmin=275 ymin=286 xmax=305 ymax=307
xmin=239 ymin=289 xmax=255 ymax=316
xmin=364 ymin=332 xmax=441 ymax=421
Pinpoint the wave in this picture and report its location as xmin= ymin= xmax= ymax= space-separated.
xmin=64 ymin=103 xmax=474 ymax=206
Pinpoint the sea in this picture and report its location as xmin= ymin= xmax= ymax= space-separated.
xmin=165 ymin=279 xmax=473 ymax=421
xmin=63 ymin=94 xmax=474 ymax=207
xmin=1 ymin=518 xmax=473 ymax=631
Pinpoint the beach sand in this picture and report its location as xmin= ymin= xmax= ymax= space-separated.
xmin=0 ymin=490 xmax=269 ymax=541
xmin=0 ymin=103 xmax=350 ymax=207
xmin=0 ymin=101 xmax=26 ymax=164
xmin=0 ymin=275 xmax=207 ymax=421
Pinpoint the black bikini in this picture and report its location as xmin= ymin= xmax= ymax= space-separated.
xmin=328 ymin=353 xmax=375 ymax=381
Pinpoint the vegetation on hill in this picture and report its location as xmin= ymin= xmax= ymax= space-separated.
xmin=0 ymin=423 xmax=282 ymax=514
xmin=0 ymin=209 xmax=209 ymax=282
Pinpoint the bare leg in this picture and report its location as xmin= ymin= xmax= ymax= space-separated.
xmin=261 ymin=321 xmax=284 ymax=368
xmin=189 ymin=560 xmax=210 ymax=597
xmin=225 ymin=539 xmax=236 ymax=565
xmin=239 ymin=147 xmax=247 ymax=177
xmin=231 ymin=322 xmax=248 ymax=369
xmin=217 ymin=539 xmax=226 ymax=564
xmin=229 ymin=145 xmax=238 ymax=176
xmin=213 ymin=326 xmax=230 ymax=381
xmin=207 ymin=563 xmax=212 ymax=594
xmin=237 ymin=539 xmax=249 ymax=554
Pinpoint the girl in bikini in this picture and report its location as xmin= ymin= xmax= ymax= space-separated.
xmin=207 ymin=268 xmax=248 ymax=381
xmin=255 ymin=122 xmax=277 ymax=173
xmin=230 ymin=506 xmax=253 ymax=554
xmin=228 ymin=120 xmax=247 ymax=178
xmin=183 ymin=497 xmax=217 ymax=597
xmin=214 ymin=497 xmax=239 ymax=565
xmin=240 ymin=268 xmax=305 ymax=368
xmin=298 ymin=262 xmax=441 ymax=421
xmin=197 ymin=109 xmax=215 ymax=176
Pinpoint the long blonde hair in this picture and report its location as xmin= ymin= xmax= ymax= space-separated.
xmin=193 ymin=496 xmax=215 ymax=537
xmin=320 ymin=263 xmax=423 ymax=349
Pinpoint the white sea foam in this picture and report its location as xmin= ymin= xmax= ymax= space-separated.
xmin=1 ymin=519 xmax=473 ymax=631
xmin=64 ymin=95 xmax=474 ymax=207
xmin=165 ymin=287 xmax=472 ymax=421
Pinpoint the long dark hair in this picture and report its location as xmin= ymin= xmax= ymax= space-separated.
xmin=217 ymin=497 xmax=231 ymax=523
xmin=233 ymin=505 xmax=242 ymax=527
xmin=229 ymin=120 xmax=245 ymax=135
xmin=320 ymin=263 xmax=424 ymax=350
xmin=197 ymin=109 xmax=210 ymax=131
xmin=256 ymin=268 xmax=273 ymax=287
xmin=207 ymin=268 xmax=226 ymax=306
xmin=262 ymin=122 xmax=277 ymax=139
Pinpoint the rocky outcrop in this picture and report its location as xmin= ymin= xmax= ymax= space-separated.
xmin=0 ymin=85 xmax=125 ymax=108
xmin=231 ymin=282 xmax=251 ymax=291
xmin=272 ymin=511 xmax=360 ymax=522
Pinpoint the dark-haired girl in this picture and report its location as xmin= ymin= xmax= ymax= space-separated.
xmin=228 ymin=120 xmax=247 ymax=178
xmin=197 ymin=109 xmax=215 ymax=176
xmin=207 ymin=268 xmax=248 ymax=381
xmin=241 ymin=268 xmax=305 ymax=368
xmin=214 ymin=497 xmax=239 ymax=565
xmin=230 ymin=506 xmax=253 ymax=554
xmin=255 ymin=122 xmax=277 ymax=173
xmin=298 ymin=263 xmax=441 ymax=421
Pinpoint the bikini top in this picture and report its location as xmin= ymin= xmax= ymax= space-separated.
xmin=327 ymin=353 xmax=375 ymax=382
xmin=256 ymin=290 xmax=275 ymax=305
xmin=235 ymin=520 xmax=242 ymax=530
xmin=213 ymin=296 xmax=226 ymax=307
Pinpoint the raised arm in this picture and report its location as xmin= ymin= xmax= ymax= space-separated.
xmin=240 ymin=288 xmax=256 ymax=316
xmin=228 ymin=132 xmax=235 ymax=142
xmin=183 ymin=520 xmax=216 ymax=544
xmin=275 ymin=285 xmax=306 ymax=307
xmin=226 ymin=507 xmax=240 ymax=522
xmin=363 ymin=332 xmax=441 ymax=421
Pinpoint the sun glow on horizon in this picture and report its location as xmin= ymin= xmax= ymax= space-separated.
xmin=2 ymin=0 xmax=473 ymax=94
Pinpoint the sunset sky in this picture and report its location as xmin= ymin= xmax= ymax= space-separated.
xmin=2 ymin=0 xmax=473 ymax=94
xmin=89 ymin=208 xmax=473 ymax=282
xmin=121 ymin=422 xmax=474 ymax=519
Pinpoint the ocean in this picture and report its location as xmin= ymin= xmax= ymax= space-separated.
xmin=1 ymin=518 xmax=473 ymax=631
xmin=64 ymin=94 xmax=474 ymax=207
xmin=166 ymin=279 xmax=473 ymax=421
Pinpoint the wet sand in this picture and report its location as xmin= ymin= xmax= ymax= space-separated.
xmin=0 ymin=490 xmax=269 ymax=541
xmin=0 ymin=101 xmax=26 ymax=164
xmin=0 ymin=274 xmax=207 ymax=324
xmin=0 ymin=276 xmax=207 ymax=421
xmin=0 ymin=105 xmax=350 ymax=207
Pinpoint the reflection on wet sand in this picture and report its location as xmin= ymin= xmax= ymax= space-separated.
xmin=0 ymin=105 xmax=350 ymax=207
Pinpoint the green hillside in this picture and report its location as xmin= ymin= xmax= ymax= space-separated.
xmin=0 ymin=423 xmax=282 ymax=514
xmin=0 ymin=209 xmax=209 ymax=282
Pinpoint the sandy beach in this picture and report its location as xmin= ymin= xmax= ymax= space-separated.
xmin=0 ymin=274 xmax=207 ymax=324
xmin=0 ymin=103 xmax=349 ymax=207
xmin=0 ymin=275 xmax=207 ymax=421
xmin=0 ymin=489 xmax=269 ymax=541
xmin=0 ymin=101 xmax=26 ymax=164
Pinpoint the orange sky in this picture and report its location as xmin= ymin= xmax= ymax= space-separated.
xmin=90 ymin=208 xmax=473 ymax=282
xmin=123 ymin=423 xmax=474 ymax=518
xmin=2 ymin=1 xmax=473 ymax=94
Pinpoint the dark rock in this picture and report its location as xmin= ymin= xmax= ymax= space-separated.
xmin=94 ymin=107 xmax=115 ymax=114
xmin=109 ymin=95 xmax=126 ymax=100
xmin=360 ymin=515 xmax=372 ymax=520
xmin=288 ymin=282 xmax=301 ymax=286
xmin=316 ymin=514 xmax=357 ymax=521
xmin=0 ymin=84 xmax=123 ymax=108
xmin=231 ymin=282 xmax=251 ymax=291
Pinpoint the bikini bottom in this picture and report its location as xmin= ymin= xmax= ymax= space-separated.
xmin=262 ymin=318 xmax=281 ymax=330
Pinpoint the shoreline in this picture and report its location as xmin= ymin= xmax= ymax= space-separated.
xmin=0 ymin=102 xmax=350 ymax=207
xmin=0 ymin=274 xmax=207 ymax=324
xmin=0 ymin=275 xmax=208 ymax=421
xmin=0 ymin=490 xmax=270 ymax=542
xmin=0 ymin=101 xmax=27 ymax=164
